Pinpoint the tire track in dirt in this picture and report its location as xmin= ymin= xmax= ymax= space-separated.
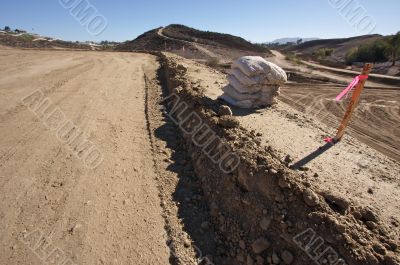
xmin=280 ymin=85 xmax=400 ymax=161
xmin=0 ymin=49 xmax=176 ymax=265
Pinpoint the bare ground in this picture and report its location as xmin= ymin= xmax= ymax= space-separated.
xmin=0 ymin=48 xmax=204 ymax=265
xmin=1 ymin=47 xmax=399 ymax=265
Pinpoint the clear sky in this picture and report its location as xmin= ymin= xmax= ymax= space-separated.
xmin=1 ymin=0 xmax=399 ymax=42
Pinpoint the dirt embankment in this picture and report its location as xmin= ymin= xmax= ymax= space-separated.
xmin=157 ymin=52 xmax=400 ymax=265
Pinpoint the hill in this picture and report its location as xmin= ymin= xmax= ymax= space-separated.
xmin=115 ymin=24 xmax=271 ymax=62
xmin=269 ymin=37 xmax=319 ymax=45
xmin=116 ymin=27 xmax=181 ymax=51
xmin=0 ymin=30 xmax=96 ymax=50
xmin=283 ymin=34 xmax=383 ymax=65
xmin=161 ymin=24 xmax=268 ymax=53
xmin=0 ymin=29 xmax=120 ymax=50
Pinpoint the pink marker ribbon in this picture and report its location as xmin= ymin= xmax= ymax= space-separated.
xmin=335 ymin=75 xmax=369 ymax=101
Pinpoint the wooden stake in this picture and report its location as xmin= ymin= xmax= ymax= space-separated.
xmin=334 ymin=63 xmax=373 ymax=141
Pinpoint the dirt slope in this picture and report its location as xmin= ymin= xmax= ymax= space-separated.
xmin=0 ymin=49 xmax=172 ymax=264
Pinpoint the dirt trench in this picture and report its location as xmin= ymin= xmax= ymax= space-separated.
xmin=155 ymin=52 xmax=400 ymax=265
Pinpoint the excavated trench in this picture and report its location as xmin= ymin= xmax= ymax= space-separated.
xmin=152 ymin=51 xmax=399 ymax=265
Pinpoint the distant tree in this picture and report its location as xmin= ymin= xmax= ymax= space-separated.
xmin=386 ymin=32 xmax=400 ymax=66
xmin=345 ymin=40 xmax=389 ymax=65
xmin=297 ymin=38 xmax=303 ymax=45
xmin=15 ymin=29 xmax=26 ymax=34
xmin=314 ymin=48 xmax=335 ymax=59
xmin=4 ymin=26 xmax=11 ymax=32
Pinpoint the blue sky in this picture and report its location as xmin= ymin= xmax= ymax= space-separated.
xmin=1 ymin=0 xmax=399 ymax=42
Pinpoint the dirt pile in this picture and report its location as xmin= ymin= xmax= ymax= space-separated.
xmin=157 ymin=52 xmax=400 ymax=265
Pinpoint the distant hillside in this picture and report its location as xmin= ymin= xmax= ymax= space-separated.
xmin=0 ymin=30 xmax=100 ymax=50
xmin=283 ymin=34 xmax=383 ymax=64
xmin=269 ymin=37 xmax=319 ymax=45
xmin=115 ymin=24 xmax=271 ymax=62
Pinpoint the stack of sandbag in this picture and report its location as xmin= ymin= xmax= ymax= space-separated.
xmin=219 ymin=56 xmax=287 ymax=108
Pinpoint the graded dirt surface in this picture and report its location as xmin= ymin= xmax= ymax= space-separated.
xmin=1 ymin=47 xmax=400 ymax=265
xmin=0 ymin=48 xmax=174 ymax=264
xmin=269 ymin=50 xmax=400 ymax=161
xmin=168 ymin=52 xmax=400 ymax=243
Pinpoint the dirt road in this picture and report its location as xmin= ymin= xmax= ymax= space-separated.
xmin=158 ymin=27 xmax=218 ymax=59
xmin=0 ymin=49 xmax=171 ymax=264
xmin=269 ymin=50 xmax=400 ymax=88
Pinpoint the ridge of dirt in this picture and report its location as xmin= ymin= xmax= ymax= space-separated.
xmin=144 ymin=64 xmax=221 ymax=265
xmin=156 ymin=51 xmax=400 ymax=265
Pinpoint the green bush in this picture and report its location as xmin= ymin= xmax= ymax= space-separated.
xmin=207 ymin=57 xmax=220 ymax=68
xmin=17 ymin=34 xmax=35 ymax=42
xmin=314 ymin=48 xmax=334 ymax=59
xmin=285 ymin=52 xmax=303 ymax=64
xmin=345 ymin=40 xmax=389 ymax=64
xmin=386 ymin=32 xmax=400 ymax=66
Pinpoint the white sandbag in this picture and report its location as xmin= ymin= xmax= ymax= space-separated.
xmin=219 ymin=94 xmax=254 ymax=109
xmin=231 ymin=68 xmax=265 ymax=87
xmin=222 ymin=85 xmax=259 ymax=101
xmin=227 ymin=75 xmax=263 ymax=93
xmin=232 ymin=56 xmax=287 ymax=84
xmin=260 ymin=86 xmax=280 ymax=97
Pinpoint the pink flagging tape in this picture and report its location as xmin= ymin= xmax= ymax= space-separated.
xmin=335 ymin=75 xmax=369 ymax=101
xmin=324 ymin=137 xmax=336 ymax=144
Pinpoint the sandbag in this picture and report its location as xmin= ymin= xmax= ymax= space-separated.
xmin=218 ymin=94 xmax=254 ymax=109
xmin=227 ymin=75 xmax=263 ymax=93
xmin=219 ymin=56 xmax=287 ymax=109
xmin=232 ymin=56 xmax=287 ymax=84
xmin=222 ymin=85 xmax=259 ymax=101
xmin=230 ymin=68 xmax=265 ymax=87
xmin=260 ymin=86 xmax=280 ymax=97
